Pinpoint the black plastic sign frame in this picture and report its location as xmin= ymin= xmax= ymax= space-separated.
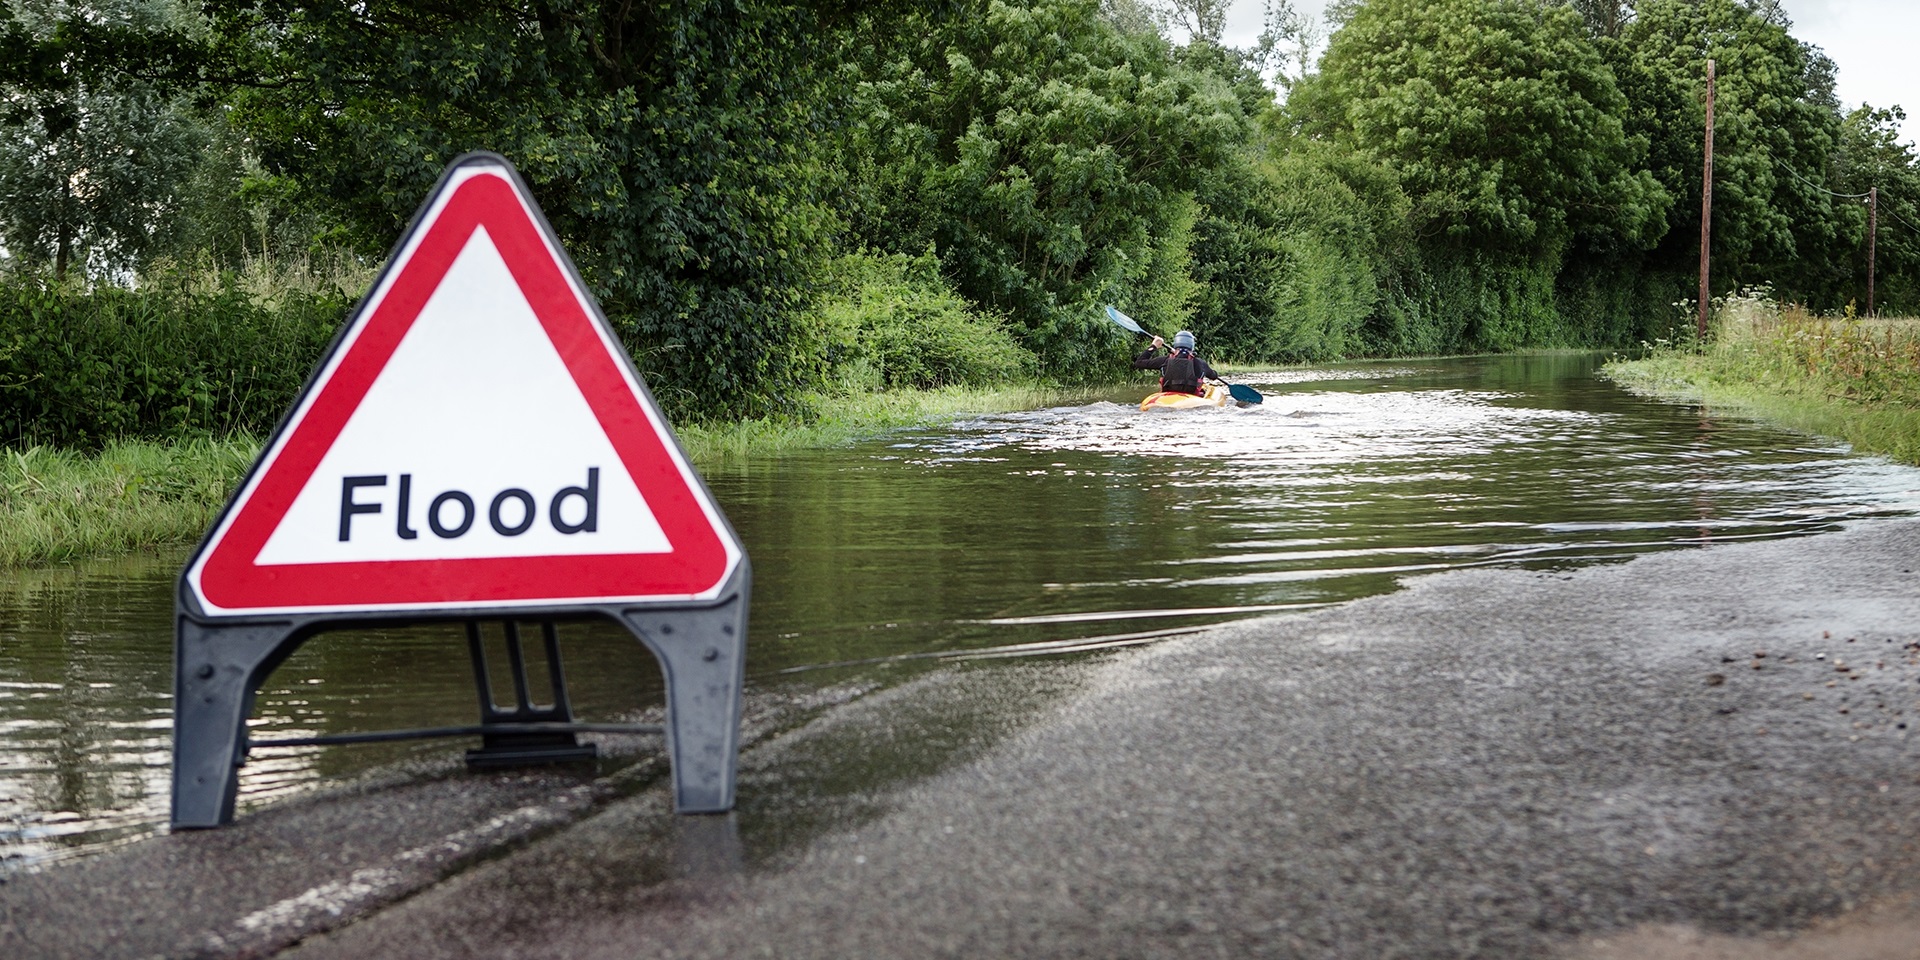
xmin=172 ymin=152 xmax=750 ymax=827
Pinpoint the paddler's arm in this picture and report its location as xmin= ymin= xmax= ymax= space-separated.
xmin=1132 ymin=335 xmax=1168 ymax=369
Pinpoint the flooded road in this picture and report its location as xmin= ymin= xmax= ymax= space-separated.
xmin=4 ymin=353 xmax=1918 ymax=871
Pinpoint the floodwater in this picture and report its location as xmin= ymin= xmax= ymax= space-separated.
xmin=4 ymin=353 xmax=1918 ymax=871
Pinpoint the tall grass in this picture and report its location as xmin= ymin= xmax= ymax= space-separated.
xmin=1606 ymin=289 xmax=1920 ymax=464
xmin=0 ymin=437 xmax=259 ymax=567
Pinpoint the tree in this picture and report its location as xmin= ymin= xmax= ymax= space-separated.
xmin=1564 ymin=0 xmax=1632 ymax=38
xmin=1833 ymin=105 xmax=1920 ymax=313
xmin=0 ymin=1 xmax=212 ymax=281
xmin=844 ymin=0 xmax=1253 ymax=374
xmin=1292 ymin=0 xmax=1666 ymax=259
xmin=189 ymin=0 xmax=911 ymax=420
xmin=1621 ymin=0 xmax=1847 ymax=304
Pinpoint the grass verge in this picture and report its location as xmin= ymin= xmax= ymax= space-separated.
xmin=1604 ymin=298 xmax=1920 ymax=465
xmin=0 ymin=382 xmax=1096 ymax=569
xmin=0 ymin=437 xmax=259 ymax=568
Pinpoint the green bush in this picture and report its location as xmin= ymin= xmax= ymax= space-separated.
xmin=0 ymin=278 xmax=347 ymax=448
xmin=1554 ymin=259 xmax=1692 ymax=348
xmin=814 ymin=251 xmax=1037 ymax=393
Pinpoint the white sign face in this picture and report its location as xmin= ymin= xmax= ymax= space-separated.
xmin=253 ymin=227 xmax=670 ymax=565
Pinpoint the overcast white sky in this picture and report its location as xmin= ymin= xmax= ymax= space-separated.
xmin=1218 ymin=0 xmax=1920 ymax=147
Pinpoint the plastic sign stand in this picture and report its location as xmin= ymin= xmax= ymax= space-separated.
xmin=172 ymin=152 xmax=749 ymax=828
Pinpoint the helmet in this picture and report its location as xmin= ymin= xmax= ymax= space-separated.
xmin=1172 ymin=330 xmax=1196 ymax=350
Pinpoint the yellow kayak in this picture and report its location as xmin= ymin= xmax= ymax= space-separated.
xmin=1139 ymin=384 xmax=1230 ymax=411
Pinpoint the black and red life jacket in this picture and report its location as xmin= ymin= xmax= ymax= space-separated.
xmin=1162 ymin=348 xmax=1202 ymax=395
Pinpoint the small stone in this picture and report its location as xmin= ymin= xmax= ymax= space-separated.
xmin=1706 ymin=673 xmax=1727 ymax=686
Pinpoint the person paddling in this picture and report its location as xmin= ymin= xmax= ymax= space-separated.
xmin=1132 ymin=329 xmax=1220 ymax=396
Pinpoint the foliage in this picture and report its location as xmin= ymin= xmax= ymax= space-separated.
xmin=1762 ymin=310 xmax=1920 ymax=406
xmin=1619 ymin=0 xmax=1845 ymax=305
xmin=1130 ymin=190 xmax=1203 ymax=338
xmin=1292 ymin=0 xmax=1666 ymax=259
xmin=1262 ymin=142 xmax=1410 ymax=358
xmin=1831 ymin=105 xmax=1920 ymax=314
xmin=0 ymin=1 xmax=209 ymax=280
xmin=813 ymin=250 xmax=1037 ymax=393
xmin=0 ymin=275 xmax=346 ymax=448
xmin=842 ymin=0 xmax=1252 ymax=377
xmin=1182 ymin=157 xmax=1288 ymax=361
xmin=191 ymin=0 xmax=892 ymax=423
xmin=3 ymin=0 xmax=1918 ymax=448
xmin=1552 ymin=255 xmax=1693 ymax=348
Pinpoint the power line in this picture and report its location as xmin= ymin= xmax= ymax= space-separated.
xmin=1768 ymin=158 xmax=1920 ymax=233
xmin=1773 ymin=158 xmax=1872 ymax=200
xmin=1883 ymin=206 xmax=1920 ymax=236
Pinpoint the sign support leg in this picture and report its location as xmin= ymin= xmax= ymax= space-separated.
xmin=172 ymin=618 xmax=301 ymax=828
xmin=619 ymin=591 xmax=748 ymax=813
xmin=464 ymin=621 xmax=596 ymax=767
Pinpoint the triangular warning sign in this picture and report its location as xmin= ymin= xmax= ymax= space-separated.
xmin=185 ymin=154 xmax=742 ymax=616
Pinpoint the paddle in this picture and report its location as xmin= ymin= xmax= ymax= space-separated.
xmin=1102 ymin=305 xmax=1264 ymax=406
xmin=1222 ymin=382 xmax=1264 ymax=405
xmin=1103 ymin=304 xmax=1151 ymax=337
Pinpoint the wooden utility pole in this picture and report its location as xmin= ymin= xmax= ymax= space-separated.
xmin=1868 ymin=185 xmax=1878 ymax=317
xmin=1698 ymin=59 xmax=1715 ymax=340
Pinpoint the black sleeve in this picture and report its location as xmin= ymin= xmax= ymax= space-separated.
xmin=1198 ymin=360 xmax=1221 ymax=379
xmin=1132 ymin=348 xmax=1167 ymax=370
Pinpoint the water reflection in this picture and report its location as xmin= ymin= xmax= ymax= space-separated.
xmin=3 ymin=353 xmax=1918 ymax=870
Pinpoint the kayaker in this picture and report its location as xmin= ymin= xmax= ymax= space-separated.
xmin=1132 ymin=330 xmax=1219 ymax=396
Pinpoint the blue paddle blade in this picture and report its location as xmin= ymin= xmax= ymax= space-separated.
xmin=1104 ymin=304 xmax=1148 ymax=336
xmin=1226 ymin=383 xmax=1264 ymax=405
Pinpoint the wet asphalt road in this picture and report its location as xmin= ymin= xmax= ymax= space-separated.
xmin=6 ymin=517 xmax=1920 ymax=959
